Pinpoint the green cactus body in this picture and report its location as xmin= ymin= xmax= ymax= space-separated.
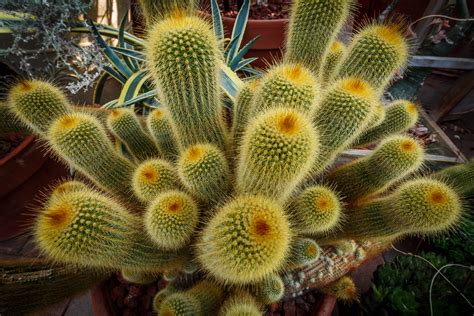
xmin=107 ymin=108 xmax=160 ymax=161
xmin=312 ymin=78 xmax=377 ymax=173
xmin=328 ymin=136 xmax=424 ymax=202
xmin=160 ymin=280 xmax=223 ymax=316
xmin=219 ymin=292 xmax=262 ymax=316
xmin=35 ymin=189 xmax=182 ymax=271
xmin=232 ymin=81 xmax=258 ymax=151
xmin=147 ymin=13 xmax=227 ymax=150
xmin=321 ymin=40 xmax=347 ymax=86
xmin=0 ymin=102 xmax=28 ymax=133
xmin=354 ymin=99 xmax=419 ymax=147
xmin=198 ymin=195 xmax=291 ymax=285
xmin=288 ymin=238 xmax=320 ymax=268
xmin=146 ymin=107 xmax=182 ymax=161
xmin=8 ymin=80 xmax=71 ymax=136
xmin=434 ymin=158 xmax=474 ymax=196
xmin=153 ymin=285 xmax=178 ymax=312
xmin=290 ymin=185 xmax=342 ymax=235
xmin=177 ymin=143 xmax=230 ymax=204
xmin=237 ymin=108 xmax=318 ymax=202
xmin=121 ymin=269 xmax=156 ymax=284
xmin=48 ymin=112 xmax=135 ymax=198
xmin=252 ymin=63 xmax=320 ymax=115
xmin=132 ymin=159 xmax=179 ymax=202
xmin=366 ymin=102 xmax=386 ymax=129
xmin=285 ymin=0 xmax=353 ymax=74
xmin=254 ymin=273 xmax=284 ymax=305
xmin=138 ymin=0 xmax=195 ymax=24
xmin=337 ymin=178 xmax=462 ymax=240
xmin=320 ymin=276 xmax=357 ymax=301
xmin=145 ymin=190 xmax=199 ymax=250
xmin=335 ymin=23 xmax=409 ymax=92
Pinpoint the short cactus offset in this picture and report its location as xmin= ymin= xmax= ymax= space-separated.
xmin=145 ymin=190 xmax=199 ymax=250
xmin=320 ymin=276 xmax=358 ymax=301
xmin=290 ymin=185 xmax=342 ymax=235
xmin=335 ymin=22 xmax=409 ymax=92
xmin=198 ymin=195 xmax=291 ymax=284
xmin=35 ymin=188 xmax=183 ymax=271
xmin=219 ymin=292 xmax=262 ymax=316
xmin=285 ymin=0 xmax=353 ymax=74
xmin=252 ymin=63 xmax=320 ymax=115
xmin=288 ymin=238 xmax=321 ymax=268
xmin=237 ymin=108 xmax=319 ymax=202
xmin=312 ymin=77 xmax=377 ymax=173
xmin=178 ymin=143 xmax=230 ymax=204
xmin=48 ymin=112 xmax=135 ymax=198
xmin=321 ymin=40 xmax=347 ymax=85
xmin=8 ymin=80 xmax=70 ymax=136
xmin=106 ymin=108 xmax=160 ymax=161
xmin=146 ymin=107 xmax=182 ymax=161
xmin=153 ymin=284 xmax=178 ymax=313
xmin=147 ymin=12 xmax=227 ymax=149
xmin=328 ymin=136 xmax=424 ymax=202
xmin=336 ymin=178 xmax=463 ymax=240
xmin=354 ymin=99 xmax=419 ymax=147
xmin=132 ymin=159 xmax=179 ymax=202
xmin=253 ymin=273 xmax=284 ymax=305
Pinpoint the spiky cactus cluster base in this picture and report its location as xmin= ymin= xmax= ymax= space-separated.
xmin=5 ymin=0 xmax=470 ymax=314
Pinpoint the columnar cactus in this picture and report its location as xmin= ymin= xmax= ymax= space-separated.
xmin=8 ymin=1 xmax=471 ymax=313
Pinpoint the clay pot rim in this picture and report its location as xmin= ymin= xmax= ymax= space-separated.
xmin=0 ymin=134 xmax=35 ymax=167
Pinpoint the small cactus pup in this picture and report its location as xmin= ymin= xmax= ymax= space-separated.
xmin=237 ymin=108 xmax=319 ymax=202
xmin=288 ymin=238 xmax=321 ymax=268
xmin=290 ymin=185 xmax=342 ymax=235
xmin=153 ymin=284 xmax=178 ymax=313
xmin=132 ymin=159 xmax=179 ymax=202
xmin=285 ymin=0 xmax=353 ymax=74
xmin=138 ymin=0 xmax=195 ymax=24
xmin=35 ymin=187 xmax=182 ymax=271
xmin=312 ymin=77 xmax=377 ymax=173
xmin=177 ymin=143 xmax=231 ymax=204
xmin=328 ymin=135 xmax=425 ymax=203
xmin=354 ymin=99 xmax=419 ymax=147
xmin=232 ymin=80 xmax=259 ymax=152
xmin=252 ymin=63 xmax=320 ymax=115
xmin=336 ymin=178 xmax=463 ymax=240
xmin=198 ymin=195 xmax=291 ymax=285
xmin=253 ymin=273 xmax=285 ymax=305
xmin=159 ymin=280 xmax=224 ymax=316
xmin=335 ymin=22 xmax=409 ymax=92
xmin=219 ymin=291 xmax=262 ymax=316
xmin=121 ymin=269 xmax=156 ymax=285
xmin=145 ymin=190 xmax=199 ymax=250
xmin=321 ymin=40 xmax=347 ymax=85
xmin=147 ymin=11 xmax=227 ymax=150
xmin=8 ymin=80 xmax=71 ymax=136
xmin=146 ymin=107 xmax=182 ymax=161
xmin=106 ymin=108 xmax=160 ymax=162
xmin=47 ymin=112 xmax=135 ymax=198
xmin=320 ymin=276 xmax=358 ymax=301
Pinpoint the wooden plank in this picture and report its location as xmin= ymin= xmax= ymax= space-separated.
xmin=431 ymin=70 xmax=474 ymax=121
xmin=409 ymin=56 xmax=474 ymax=70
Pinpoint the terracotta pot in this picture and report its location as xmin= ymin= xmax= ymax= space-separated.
xmin=221 ymin=16 xmax=288 ymax=69
xmin=0 ymin=135 xmax=68 ymax=240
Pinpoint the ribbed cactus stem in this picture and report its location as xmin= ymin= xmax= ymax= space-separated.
xmin=145 ymin=190 xmax=199 ymax=250
xmin=285 ymin=0 xmax=353 ymax=74
xmin=328 ymin=136 xmax=424 ymax=203
xmin=177 ymin=143 xmax=230 ymax=204
xmin=335 ymin=22 xmax=409 ymax=92
xmin=107 ymin=108 xmax=160 ymax=161
xmin=290 ymin=185 xmax=342 ymax=235
xmin=48 ymin=112 xmax=135 ymax=198
xmin=253 ymin=273 xmax=284 ymax=305
xmin=335 ymin=178 xmax=462 ymax=240
xmin=146 ymin=107 xmax=182 ymax=161
xmin=219 ymin=292 xmax=262 ymax=316
xmin=354 ymin=99 xmax=419 ymax=147
xmin=8 ymin=80 xmax=71 ymax=136
xmin=312 ymin=78 xmax=377 ymax=173
xmin=237 ymin=108 xmax=319 ymax=202
xmin=35 ymin=188 xmax=184 ymax=271
xmin=252 ymin=63 xmax=320 ymax=115
xmin=232 ymin=80 xmax=258 ymax=152
xmin=321 ymin=40 xmax=347 ymax=86
xmin=198 ymin=195 xmax=291 ymax=284
xmin=132 ymin=159 xmax=179 ymax=202
xmin=147 ymin=13 xmax=227 ymax=150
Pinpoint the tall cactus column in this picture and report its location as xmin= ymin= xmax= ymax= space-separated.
xmin=146 ymin=12 xmax=227 ymax=150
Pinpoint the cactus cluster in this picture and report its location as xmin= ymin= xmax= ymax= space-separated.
xmin=5 ymin=0 xmax=471 ymax=314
